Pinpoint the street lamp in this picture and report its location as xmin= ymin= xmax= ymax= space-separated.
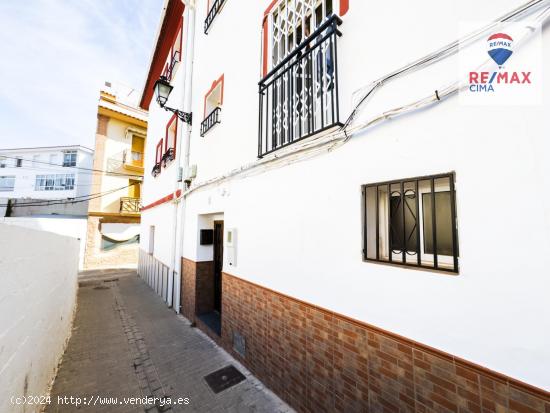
xmin=153 ymin=76 xmax=192 ymax=125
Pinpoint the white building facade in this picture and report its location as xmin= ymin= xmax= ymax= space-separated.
xmin=0 ymin=145 xmax=93 ymax=216
xmin=139 ymin=1 xmax=550 ymax=411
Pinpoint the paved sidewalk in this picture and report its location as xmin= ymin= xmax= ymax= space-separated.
xmin=46 ymin=273 xmax=292 ymax=413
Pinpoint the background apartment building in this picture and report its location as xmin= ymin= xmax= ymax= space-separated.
xmin=84 ymin=83 xmax=148 ymax=269
xmin=0 ymin=145 xmax=93 ymax=216
xmin=138 ymin=1 xmax=550 ymax=412
xmin=0 ymin=145 xmax=93 ymax=269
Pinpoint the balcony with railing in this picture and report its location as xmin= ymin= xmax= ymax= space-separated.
xmin=120 ymin=197 xmax=142 ymax=215
xmin=204 ymin=0 xmax=227 ymax=34
xmin=161 ymin=147 xmax=175 ymax=167
xmin=164 ymin=50 xmax=181 ymax=81
xmin=123 ymin=149 xmax=144 ymax=173
xmin=258 ymin=15 xmax=342 ymax=158
xmin=200 ymin=107 xmax=221 ymax=137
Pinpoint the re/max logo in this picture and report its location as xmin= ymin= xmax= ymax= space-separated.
xmin=468 ymin=71 xmax=532 ymax=92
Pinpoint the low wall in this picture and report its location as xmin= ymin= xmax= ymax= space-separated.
xmin=0 ymin=224 xmax=78 ymax=413
xmin=0 ymin=216 xmax=87 ymax=270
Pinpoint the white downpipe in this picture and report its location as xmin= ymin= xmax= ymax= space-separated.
xmin=172 ymin=0 xmax=196 ymax=314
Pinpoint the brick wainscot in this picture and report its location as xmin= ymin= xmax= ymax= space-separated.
xmin=180 ymin=258 xmax=550 ymax=413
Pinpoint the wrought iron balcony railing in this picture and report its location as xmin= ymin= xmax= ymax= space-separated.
xmin=165 ymin=50 xmax=181 ymax=81
xmin=204 ymin=0 xmax=226 ymax=34
xmin=120 ymin=197 xmax=142 ymax=214
xmin=258 ymin=15 xmax=343 ymax=158
xmin=200 ymin=107 xmax=221 ymax=137
xmin=151 ymin=162 xmax=161 ymax=177
xmin=162 ymin=148 xmax=175 ymax=167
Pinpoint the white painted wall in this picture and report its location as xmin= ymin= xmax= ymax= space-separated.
xmin=0 ymin=216 xmax=87 ymax=270
xmin=0 ymin=146 xmax=93 ymax=202
xmin=97 ymin=118 xmax=146 ymax=213
xmin=0 ymin=224 xmax=78 ymax=413
xmin=141 ymin=0 xmax=550 ymax=389
xmin=140 ymin=28 xmax=186 ymax=274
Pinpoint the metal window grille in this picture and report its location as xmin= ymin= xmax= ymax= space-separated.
xmin=200 ymin=107 xmax=221 ymax=137
xmin=204 ymin=0 xmax=227 ymax=34
xmin=362 ymin=173 xmax=459 ymax=273
xmin=258 ymin=14 xmax=342 ymax=157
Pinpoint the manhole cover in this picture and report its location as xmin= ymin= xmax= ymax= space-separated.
xmin=204 ymin=365 xmax=246 ymax=394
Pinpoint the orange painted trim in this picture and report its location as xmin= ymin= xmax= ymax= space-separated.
xmin=340 ymin=0 xmax=349 ymax=15
xmin=141 ymin=189 xmax=182 ymax=212
xmin=140 ymin=0 xmax=185 ymax=110
xmin=264 ymin=0 xmax=278 ymax=16
xmin=155 ymin=139 xmax=164 ymax=164
xmin=262 ymin=19 xmax=269 ymax=77
xmin=260 ymin=0 xmax=349 ymax=77
xmin=165 ymin=113 xmax=178 ymax=160
xmin=217 ymin=270 xmax=550 ymax=399
xmin=261 ymin=0 xmax=278 ymax=77
xmin=203 ymin=74 xmax=224 ymax=118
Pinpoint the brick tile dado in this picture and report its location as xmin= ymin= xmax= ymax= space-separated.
xmin=180 ymin=262 xmax=549 ymax=413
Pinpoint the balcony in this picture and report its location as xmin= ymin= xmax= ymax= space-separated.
xmin=204 ymin=0 xmax=226 ymax=34
xmin=151 ymin=162 xmax=161 ymax=178
xmin=200 ymin=107 xmax=221 ymax=137
xmin=164 ymin=50 xmax=181 ymax=81
xmin=161 ymin=147 xmax=175 ymax=167
xmin=123 ymin=150 xmax=144 ymax=173
xmin=120 ymin=197 xmax=142 ymax=215
xmin=258 ymin=15 xmax=343 ymax=158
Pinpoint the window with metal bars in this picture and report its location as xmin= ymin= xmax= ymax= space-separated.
xmin=259 ymin=1 xmax=341 ymax=157
xmin=362 ymin=173 xmax=459 ymax=273
xmin=163 ymin=17 xmax=183 ymax=81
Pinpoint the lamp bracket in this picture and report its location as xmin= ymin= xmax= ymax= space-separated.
xmin=163 ymin=106 xmax=192 ymax=125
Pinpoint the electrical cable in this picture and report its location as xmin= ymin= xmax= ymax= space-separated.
xmin=169 ymin=0 xmax=549 ymax=202
xmin=0 ymin=183 xmax=138 ymax=208
xmin=0 ymin=155 xmax=144 ymax=178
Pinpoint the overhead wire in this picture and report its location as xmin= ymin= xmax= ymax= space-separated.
xmin=0 ymin=183 xmax=138 ymax=208
xmin=171 ymin=0 xmax=549 ymax=201
xmin=0 ymin=155 xmax=144 ymax=178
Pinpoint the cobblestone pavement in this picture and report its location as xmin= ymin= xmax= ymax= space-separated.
xmin=46 ymin=272 xmax=292 ymax=413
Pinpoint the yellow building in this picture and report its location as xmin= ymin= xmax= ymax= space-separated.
xmin=84 ymin=83 xmax=148 ymax=269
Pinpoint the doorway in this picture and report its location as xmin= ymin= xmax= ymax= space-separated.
xmin=213 ymin=220 xmax=224 ymax=314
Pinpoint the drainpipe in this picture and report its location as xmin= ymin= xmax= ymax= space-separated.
xmin=170 ymin=0 xmax=196 ymax=313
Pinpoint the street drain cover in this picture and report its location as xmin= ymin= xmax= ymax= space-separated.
xmin=204 ymin=365 xmax=246 ymax=394
xmin=94 ymin=285 xmax=110 ymax=290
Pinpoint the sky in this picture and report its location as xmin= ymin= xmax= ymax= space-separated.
xmin=0 ymin=0 xmax=163 ymax=150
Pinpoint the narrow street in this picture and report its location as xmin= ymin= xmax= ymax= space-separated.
xmin=45 ymin=272 xmax=291 ymax=413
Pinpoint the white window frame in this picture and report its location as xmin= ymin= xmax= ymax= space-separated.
xmin=63 ymin=150 xmax=77 ymax=167
xmin=0 ymin=175 xmax=15 ymax=192
xmin=35 ymin=174 xmax=76 ymax=191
